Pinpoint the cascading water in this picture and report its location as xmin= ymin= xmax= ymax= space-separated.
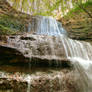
xmin=6 ymin=16 xmax=92 ymax=92
xmin=59 ymin=35 xmax=92 ymax=92
xmin=28 ymin=16 xmax=67 ymax=36
xmin=27 ymin=16 xmax=92 ymax=92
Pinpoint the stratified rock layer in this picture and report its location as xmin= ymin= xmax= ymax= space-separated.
xmin=0 ymin=34 xmax=70 ymax=66
xmin=0 ymin=68 xmax=78 ymax=92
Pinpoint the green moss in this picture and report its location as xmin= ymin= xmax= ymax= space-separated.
xmin=0 ymin=24 xmax=18 ymax=35
xmin=0 ymin=14 xmax=25 ymax=35
xmin=0 ymin=15 xmax=24 ymax=29
xmin=83 ymin=1 xmax=92 ymax=8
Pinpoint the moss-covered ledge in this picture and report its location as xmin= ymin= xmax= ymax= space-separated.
xmin=0 ymin=0 xmax=33 ymax=35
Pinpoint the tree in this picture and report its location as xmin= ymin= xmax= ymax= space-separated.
xmin=7 ymin=0 xmax=92 ymax=18
xmin=75 ymin=0 xmax=92 ymax=18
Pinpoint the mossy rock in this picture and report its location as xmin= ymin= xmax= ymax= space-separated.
xmin=0 ymin=24 xmax=17 ymax=35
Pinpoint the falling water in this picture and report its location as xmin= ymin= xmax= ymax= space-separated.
xmin=7 ymin=16 xmax=92 ymax=92
xmin=29 ymin=16 xmax=92 ymax=92
xmin=59 ymin=35 xmax=92 ymax=92
xmin=26 ymin=75 xmax=31 ymax=92
xmin=28 ymin=16 xmax=67 ymax=36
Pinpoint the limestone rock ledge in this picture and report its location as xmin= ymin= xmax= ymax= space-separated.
xmin=0 ymin=34 xmax=70 ymax=67
xmin=0 ymin=69 xmax=78 ymax=92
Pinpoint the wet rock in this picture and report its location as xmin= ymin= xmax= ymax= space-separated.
xmin=0 ymin=34 xmax=70 ymax=67
xmin=0 ymin=35 xmax=8 ymax=42
xmin=0 ymin=45 xmax=28 ymax=65
xmin=0 ymin=69 xmax=78 ymax=92
xmin=0 ymin=78 xmax=27 ymax=92
xmin=20 ymin=36 xmax=36 ymax=41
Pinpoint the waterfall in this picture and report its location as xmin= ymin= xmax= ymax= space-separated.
xmin=6 ymin=16 xmax=92 ymax=92
xmin=59 ymin=35 xmax=92 ymax=92
xmin=28 ymin=16 xmax=67 ymax=36
xmin=58 ymin=28 xmax=92 ymax=92
xmin=29 ymin=16 xmax=92 ymax=92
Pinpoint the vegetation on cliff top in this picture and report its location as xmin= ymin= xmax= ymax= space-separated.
xmin=63 ymin=1 xmax=92 ymax=18
xmin=7 ymin=0 xmax=90 ymax=17
xmin=61 ymin=1 xmax=92 ymax=42
xmin=0 ymin=0 xmax=92 ymax=37
xmin=0 ymin=0 xmax=32 ymax=35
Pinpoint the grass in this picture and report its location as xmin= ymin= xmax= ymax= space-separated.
xmin=0 ymin=14 xmax=25 ymax=35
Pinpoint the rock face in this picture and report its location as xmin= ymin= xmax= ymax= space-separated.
xmin=1 ymin=1 xmax=92 ymax=92
xmin=0 ymin=68 xmax=78 ymax=92
xmin=62 ymin=17 xmax=92 ymax=42
xmin=0 ymin=34 xmax=77 ymax=92
xmin=7 ymin=34 xmax=66 ymax=59
xmin=0 ymin=34 xmax=71 ymax=66
xmin=61 ymin=2 xmax=92 ymax=42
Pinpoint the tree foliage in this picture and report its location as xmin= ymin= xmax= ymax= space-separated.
xmin=74 ymin=0 xmax=92 ymax=18
xmin=7 ymin=0 xmax=90 ymax=17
